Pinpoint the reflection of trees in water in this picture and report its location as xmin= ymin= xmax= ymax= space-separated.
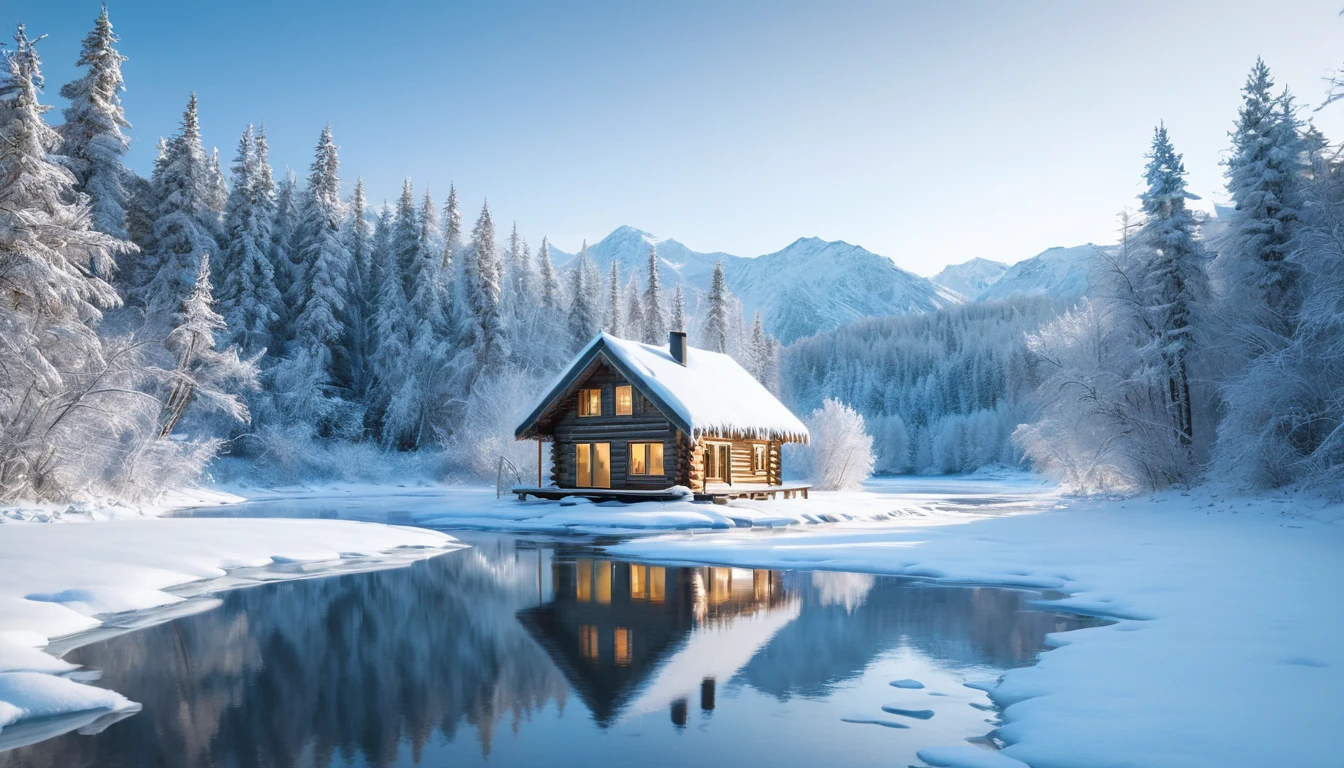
xmin=739 ymin=573 xmax=1094 ymax=700
xmin=0 ymin=542 xmax=567 ymax=768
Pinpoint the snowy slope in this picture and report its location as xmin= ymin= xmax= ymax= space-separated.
xmin=977 ymin=244 xmax=1111 ymax=302
xmin=931 ymin=257 xmax=1008 ymax=300
xmin=724 ymin=238 xmax=964 ymax=343
xmin=560 ymin=228 xmax=963 ymax=343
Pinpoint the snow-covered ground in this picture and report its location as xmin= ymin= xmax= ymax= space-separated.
xmin=204 ymin=472 xmax=1053 ymax=534
xmin=608 ymin=480 xmax=1344 ymax=768
xmin=0 ymin=518 xmax=461 ymax=750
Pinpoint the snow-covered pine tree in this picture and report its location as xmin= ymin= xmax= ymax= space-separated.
xmin=625 ymin=271 xmax=645 ymax=343
xmin=605 ymin=261 xmax=622 ymax=335
xmin=217 ymin=124 xmax=281 ymax=358
xmin=0 ymin=24 xmax=137 ymax=500
xmin=282 ymin=124 xmax=353 ymax=420
xmin=700 ymin=260 xmax=731 ymax=352
xmin=567 ymin=241 xmax=599 ymax=349
xmin=747 ymin=311 xmax=768 ymax=382
xmin=468 ymin=200 xmax=506 ymax=368
xmin=58 ymin=4 xmax=132 ymax=240
xmin=1218 ymin=61 xmax=1305 ymax=334
xmin=367 ymin=202 xmax=411 ymax=441
xmin=508 ymin=221 xmax=532 ymax=297
xmin=383 ymin=191 xmax=453 ymax=450
xmin=159 ymin=254 xmax=259 ymax=438
xmin=537 ymin=236 xmax=562 ymax=310
xmin=642 ymin=245 xmax=667 ymax=344
xmin=391 ymin=178 xmax=419 ymax=301
xmin=268 ymin=167 xmax=300 ymax=350
xmin=344 ymin=178 xmax=373 ymax=398
xmin=142 ymin=93 xmax=219 ymax=311
xmin=441 ymin=182 xmax=461 ymax=272
xmin=670 ymin=284 xmax=687 ymax=333
xmin=1138 ymin=123 xmax=1209 ymax=458
xmin=206 ymin=147 xmax=228 ymax=218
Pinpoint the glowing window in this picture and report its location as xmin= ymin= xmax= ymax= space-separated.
xmin=596 ymin=560 xmax=612 ymax=604
xmin=578 ymin=388 xmax=601 ymax=417
xmin=630 ymin=564 xmax=647 ymax=599
xmin=615 ymin=385 xmax=633 ymax=416
xmin=614 ymin=628 xmax=632 ymax=666
xmin=649 ymin=566 xmax=666 ymax=604
xmin=593 ymin=443 xmax=611 ymax=488
xmin=580 ymin=625 xmax=599 ymax=661
xmin=576 ymin=444 xmax=591 ymax=487
xmin=628 ymin=443 xmax=664 ymax=476
xmin=576 ymin=559 xmax=592 ymax=602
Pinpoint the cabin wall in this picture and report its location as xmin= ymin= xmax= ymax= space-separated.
xmin=694 ymin=436 xmax=782 ymax=488
xmin=551 ymin=366 xmax=679 ymax=490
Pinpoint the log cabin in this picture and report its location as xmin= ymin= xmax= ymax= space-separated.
xmin=513 ymin=331 xmax=810 ymax=502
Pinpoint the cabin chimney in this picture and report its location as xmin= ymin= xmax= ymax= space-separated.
xmin=670 ymin=331 xmax=688 ymax=366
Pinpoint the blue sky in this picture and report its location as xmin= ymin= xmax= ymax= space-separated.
xmin=16 ymin=1 xmax=1344 ymax=273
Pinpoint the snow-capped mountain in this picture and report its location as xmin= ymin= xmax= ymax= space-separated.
xmin=932 ymin=257 xmax=1009 ymax=300
xmin=559 ymin=227 xmax=962 ymax=343
xmin=724 ymin=238 xmax=963 ymax=343
xmin=977 ymin=244 xmax=1112 ymax=302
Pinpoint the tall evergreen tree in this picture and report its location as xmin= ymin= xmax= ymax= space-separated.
xmin=287 ymin=124 xmax=352 ymax=401
xmin=159 ymin=254 xmax=258 ymax=438
xmin=206 ymin=147 xmax=228 ymax=217
xmin=441 ymin=182 xmax=461 ymax=272
xmin=368 ymin=202 xmax=411 ymax=440
xmin=671 ymin=284 xmax=687 ymax=333
xmin=1139 ymin=123 xmax=1208 ymax=454
xmin=344 ymin=178 xmax=373 ymax=397
xmin=217 ymin=124 xmax=280 ymax=357
xmin=58 ymin=4 xmax=131 ymax=239
xmin=392 ymin=178 xmax=419 ymax=300
xmin=1219 ymin=59 xmax=1304 ymax=327
xmin=269 ymin=168 xmax=300 ymax=347
xmin=568 ymin=241 xmax=599 ymax=349
xmin=468 ymin=200 xmax=505 ymax=367
xmin=642 ymin=245 xmax=667 ymax=344
xmin=605 ymin=261 xmax=622 ymax=335
xmin=700 ymin=260 xmax=731 ymax=352
xmin=537 ymin=236 xmax=561 ymax=311
xmin=625 ymin=272 xmax=645 ymax=343
xmin=0 ymin=24 xmax=133 ymax=499
xmin=143 ymin=93 xmax=219 ymax=310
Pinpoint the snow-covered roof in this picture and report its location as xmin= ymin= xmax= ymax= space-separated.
xmin=515 ymin=333 xmax=809 ymax=443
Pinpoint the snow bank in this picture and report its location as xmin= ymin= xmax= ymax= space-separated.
xmin=0 ymin=518 xmax=461 ymax=743
xmin=608 ymin=486 xmax=1343 ymax=768
xmin=0 ymin=486 xmax=244 ymax=523
xmin=202 ymin=475 xmax=1051 ymax=536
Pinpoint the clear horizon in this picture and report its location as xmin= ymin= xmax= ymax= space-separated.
xmin=18 ymin=0 xmax=1344 ymax=275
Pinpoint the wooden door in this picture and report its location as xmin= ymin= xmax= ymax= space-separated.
xmin=705 ymin=442 xmax=731 ymax=483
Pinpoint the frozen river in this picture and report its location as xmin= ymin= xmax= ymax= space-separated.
xmin=0 ymin=525 xmax=1098 ymax=768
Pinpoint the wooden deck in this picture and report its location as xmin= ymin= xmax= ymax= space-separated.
xmin=512 ymin=483 xmax=810 ymax=504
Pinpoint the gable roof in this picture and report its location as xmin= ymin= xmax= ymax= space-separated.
xmin=515 ymin=333 xmax=809 ymax=443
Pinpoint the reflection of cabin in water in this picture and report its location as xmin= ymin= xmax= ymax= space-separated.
xmin=513 ymin=331 xmax=811 ymax=502
xmin=517 ymin=555 xmax=798 ymax=727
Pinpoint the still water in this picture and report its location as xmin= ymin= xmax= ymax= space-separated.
xmin=0 ymin=532 xmax=1099 ymax=768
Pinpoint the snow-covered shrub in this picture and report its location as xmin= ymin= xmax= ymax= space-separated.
xmin=797 ymin=399 xmax=875 ymax=491
xmin=440 ymin=368 xmax=550 ymax=484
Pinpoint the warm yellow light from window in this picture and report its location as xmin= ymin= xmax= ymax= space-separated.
xmin=649 ymin=442 xmax=663 ymax=474
xmin=630 ymin=443 xmax=647 ymax=475
xmin=615 ymin=385 xmax=632 ymax=416
xmin=628 ymin=443 xmax=664 ymax=476
xmin=580 ymin=625 xmax=599 ymax=660
xmin=614 ymin=628 xmax=632 ymax=666
xmin=594 ymin=443 xmax=611 ymax=488
xmin=596 ymin=560 xmax=612 ymax=604
xmin=577 ymin=559 xmax=592 ymax=602
xmin=579 ymin=388 xmax=601 ymax=417
xmin=576 ymin=444 xmax=591 ymax=487
xmin=711 ymin=567 xmax=732 ymax=605
xmin=649 ymin=566 xmax=666 ymax=603
xmin=630 ymin=564 xmax=647 ymax=599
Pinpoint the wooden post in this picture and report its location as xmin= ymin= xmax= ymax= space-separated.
xmin=537 ymin=437 xmax=543 ymax=487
